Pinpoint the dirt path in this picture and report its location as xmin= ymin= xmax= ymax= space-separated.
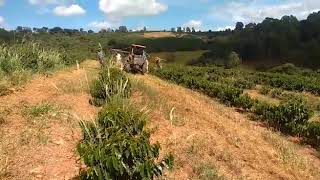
xmin=132 ymin=75 xmax=320 ymax=180
xmin=0 ymin=60 xmax=99 ymax=180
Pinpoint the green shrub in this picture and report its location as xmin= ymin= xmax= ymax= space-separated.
xmin=304 ymin=122 xmax=320 ymax=147
xmin=268 ymin=97 xmax=313 ymax=135
xmin=77 ymin=99 xmax=173 ymax=179
xmin=216 ymin=85 xmax=242 ymax=105
xmin=90 ymin=67 xmax=131 ymax=106
xmin=233 ymin=94 xmax=255 ymax=111
xmin=234 ymin=78 xmax=255 ymax=89
xmin=253 ymin=100 xmax=276 ymax=117
xmin=270 ymin=88 xmax=283 ymax=98
xmin=259 ymin=86 xmax=271 ymax=95
xmin=225 ymin=51 xmax=241 ymax=68
xmin=269 ymin=63 xmax=300 ymax=75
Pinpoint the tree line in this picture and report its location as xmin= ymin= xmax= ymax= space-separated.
xmin=206 ymin=11 xmax=320 ymax=68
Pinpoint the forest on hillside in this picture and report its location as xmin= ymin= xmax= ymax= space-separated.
xmin=202 ymin=11 xmax=320 ymax=68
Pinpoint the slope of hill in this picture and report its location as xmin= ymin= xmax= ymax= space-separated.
xmin=1 ymin=60 xmax=320 ymax=179
xmin=132 ymin=75 xmax=320 ymax=179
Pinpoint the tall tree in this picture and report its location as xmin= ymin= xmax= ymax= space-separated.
xmin=235 ymin=22 xmax=244 ymax=31
xmin=49 ymin=27 xmax=63 ymax=34
xmin=118 ymin=26 xmax=128 ymax=33
xmin=186 ymin=27 xmax=191 ymax=33
xmin=245 ymin=23 xmax=256 ymax=29
xmin=177 ymin=27 xmax=182 ymax=33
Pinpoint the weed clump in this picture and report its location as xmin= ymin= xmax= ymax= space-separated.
xmin=90 ymin=67 xmax=131 ymax=106
xmin=0 ymin=42 xmax=66 ymax=94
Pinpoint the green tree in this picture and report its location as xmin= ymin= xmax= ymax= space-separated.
xmin=235 ymin=22 xmax=244 ymax=31
xmin=186 ymin=27 xmax=191 ymax=33
xmin=119 ymin=26 xmax=128 ymax=33
xmin=177 ymin=27 xmax=182 ymax=33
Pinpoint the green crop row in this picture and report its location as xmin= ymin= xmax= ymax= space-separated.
xmin=152 ymin=66 xmax=320 ymax=148
xmin=166 ymin=64 xmax=320 ymax=95
xmin=78 ymin=65 xmax=173 ymax=179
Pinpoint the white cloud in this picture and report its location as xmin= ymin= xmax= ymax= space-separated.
xmin=215 ymin=26 xmax=234 ymax=31
xmin=53 ymin=4 xmax=86 ymax=16
xmin=88 ymin=21 xmax=114 ymax=30
xmin=210 ymin=0 xmax=320 ymax=24
xmin=183 ymin=20 xmax=202 ymax=29
xmin=0 ymin=16 xmax=5 ymax=28
xmin=99 ymin=0 xmax=168 ymax=18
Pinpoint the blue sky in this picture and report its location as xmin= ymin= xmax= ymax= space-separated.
xmin=0 ymin=0 xmax=319 ymax=31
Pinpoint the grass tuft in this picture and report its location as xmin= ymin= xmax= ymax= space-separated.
xmin=193 ymin=163 xmax=225 ymax=180
xmin=23 ymin=102 xmax=56 ymax=118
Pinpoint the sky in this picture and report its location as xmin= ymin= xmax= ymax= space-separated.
xmin=0 ymin=0 xmax=320 ymax=31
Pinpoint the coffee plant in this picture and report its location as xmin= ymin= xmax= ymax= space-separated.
xmin=266 ymin=97 xmax=313 ymax=135
xmin=78 ymin=99 xmax=173 ymax=180
xmin=303 ymin=122 xmax=320 ymax=147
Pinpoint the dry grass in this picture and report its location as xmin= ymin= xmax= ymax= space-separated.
xmin=245 ymin=89 xmax=280 ymax=105
xmin=132 ymin=74 xmax=320 ymax=180
xmin=57 ymin=79 xmax=89 ymax=94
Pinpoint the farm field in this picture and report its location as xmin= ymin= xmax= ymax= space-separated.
xmin=151 ymin=63 xmax=320 ymax=151
xmin=0 ymin=36 xmax=320 ymax=180
xmin=1 ymin=59 xmax=320 ymax=179
xmin=1 ymin=4 xmax=320 ymax=179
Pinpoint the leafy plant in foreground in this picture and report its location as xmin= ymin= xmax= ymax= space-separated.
xmin=77 ymin=99 xmax=174 ymax=179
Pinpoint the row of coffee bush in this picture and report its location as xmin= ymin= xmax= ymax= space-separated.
xmin=175 ymin=65 xmax=320 ymax=95
xmin=152 ymin=66 xmax=320 ymax=148
xmin=78 ymin=65 xmax=173 ymax=179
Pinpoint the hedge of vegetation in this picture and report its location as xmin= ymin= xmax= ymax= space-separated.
xmin=152 ymin=65 xmax=320 ymax=148
xmin=166 ymin=64 xmax=320 ymax=95
xmin=78 ymin=65 xmax=173 ymax=179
